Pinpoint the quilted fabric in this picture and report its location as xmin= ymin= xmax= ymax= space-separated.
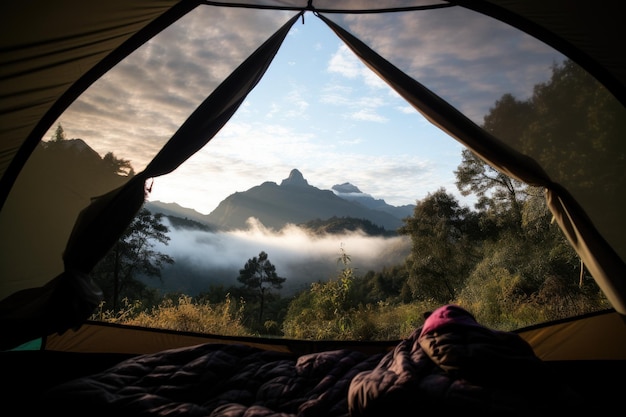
xmin=348 ymin=305 xmax=581 ymax=416
xmin=42 ymin=342 xmax=383 ymax=417
xmin=41 ymin=305 xmax=583 ymax=416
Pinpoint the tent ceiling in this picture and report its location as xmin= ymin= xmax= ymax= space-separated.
xmin=2 ymin=1 xmax=625 ymax=208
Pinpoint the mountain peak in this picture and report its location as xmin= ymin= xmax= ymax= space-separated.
xmin=280 ymin=169 xmax=309 ymax=187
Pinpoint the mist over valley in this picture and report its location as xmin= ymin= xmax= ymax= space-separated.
xmin=143 ymin=170 xmax=413 ymax=296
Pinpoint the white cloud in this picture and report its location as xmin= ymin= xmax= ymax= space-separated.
xmin=328 ymin=44 xmax=362 ymax=78
xmin=396 ymin=105 xmax=415 ymax=114
xmin=319 ymin=84 xmax=354 ymax=105
xmin=349 ymin=109 xmax=387 ymax=123
xmin=327 ymin=44 xmax=387 ymax=89
xmin=284 ymin=88 xmax=310 ymax=118
xmin=151 ymin=217 xmax=411 ymax=295
xmin=49 ymin=5 xmax=543 ymax=216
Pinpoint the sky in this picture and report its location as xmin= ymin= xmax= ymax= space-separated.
xmin=30 ymin=4 xmax=569 ymax=293
xmin=46 ymin=5 xmax=564 ymax=216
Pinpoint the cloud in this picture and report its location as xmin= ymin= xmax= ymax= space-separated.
xmin=147 ymin=129 xmax=456 ymax=215
xmin=396 ymin=105 xmax=416 ymax=114
xmin=328 ymin=44 xmax=362 ymax=78
xmin=284 ymin=88 xmax=310 ymax=118
xmin=349 ymin=109 xmax=388 ymax=123
xmin=46 ymin=5 xmax=548 ymax=216
xmin=335 ymin=7 xmax=565 ymax=122
xmin=151 ymin=217 xmax=411 ymax=296
xmin=50 ymin=6 xmax=288 ymax=168
xmin=319 ymin=84 xmax=354 ymax=105
xmin=327 ymin=44 xmax=387 ymax=89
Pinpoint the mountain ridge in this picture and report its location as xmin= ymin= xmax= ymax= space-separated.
xmin=147 ymin=169 xmax=415 ymax=232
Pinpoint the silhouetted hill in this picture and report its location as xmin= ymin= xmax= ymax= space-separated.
xmin=146 ymin=201 xmax=214 ymax=230
xmin=332 ymin=182 xmax=415 ymax=219
xmin=203 ymin=169 xmax=405 ymax=232
xmin=2 ymin=137 xmax=132 ymax=296
xmin=142 ymin=169 xmax=415 ymax=296
xmin=299 ymin=216 xmax=396 ymax=237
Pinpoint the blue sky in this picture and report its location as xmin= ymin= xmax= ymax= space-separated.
xmin=169 ymin=16 xmax=465 ymax=213
xmin=46 ymin=6 xmax=563 ymax=215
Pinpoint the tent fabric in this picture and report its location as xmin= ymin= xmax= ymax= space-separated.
xmin=2 ymin=0 xmax=625 ymax=203
xmin=0 ymin=11 xmax=301 ymax=351
xmin=518 ymin=309 xmax=626 ymax=361
xmin=1 ymin=0 xmax=625 ymax=349
xmin=39 ymin=309 xmax=626 ymax=361
xmin=43 ymin=320 xmax=398 ymax=356
xmin=320 ymin=10 xmax=626 ymax=305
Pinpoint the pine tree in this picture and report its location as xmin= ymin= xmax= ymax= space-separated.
xmin=237 ymin=251 xmax=286 ymax=324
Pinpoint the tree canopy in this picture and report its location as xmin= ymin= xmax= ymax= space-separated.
xmin=237 ymin=251 xmax=286 ymax=325
xmin=91 ymin=208 xmax=174 ymax=311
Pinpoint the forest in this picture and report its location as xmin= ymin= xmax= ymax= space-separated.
xmin=70 ymin=59 xmax=617 ymax=339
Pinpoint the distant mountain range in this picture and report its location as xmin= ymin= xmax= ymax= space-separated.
xmin=330 ymin=181 xmax=415 ymax=221
xmin=27 ymin=139 xmax=413 ymax=297
xmin=141 ymin=169 xmax=415 ymax=295
xmin=146 ymin=169 xmax=415 ymax=233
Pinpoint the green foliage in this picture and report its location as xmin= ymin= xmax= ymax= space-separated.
xmin=282 ymin=247 xmax=439 ymax=340
xmin=88 ymin=60 xmax=613 ymax=339
xmin=237 ymin=251 xmax=286 ymax=328
xmin=345 ymin=301 xmax=440 ymax=340
xmin=398 ymin=188 xmax=479 ymax=303
xmin=455 ymin=148 xmax=527 ymax=230
xmin=353 ymin=265 xmax=409 ymax=305
xmin=282 ymin=246 xmax=356 ymax=339
xmin=520 ymin=60 xmax=626 ymax=192
xmin=456 ymin=226 xmax=609 ymax=331
xmin=282 ymin=286 xmax=440 ymax=340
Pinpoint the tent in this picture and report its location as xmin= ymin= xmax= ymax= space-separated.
xmin=1 ymin=0 xmax=625 ymax=406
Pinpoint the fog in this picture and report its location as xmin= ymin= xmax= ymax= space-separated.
xmin=147 ymin=217 xmax=411 ymax=296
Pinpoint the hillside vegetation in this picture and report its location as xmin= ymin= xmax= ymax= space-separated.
xmin=78 ymin=58 xmax=617 ymax=338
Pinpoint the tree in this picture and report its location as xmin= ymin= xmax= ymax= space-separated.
xmin=452 ymin=60 xmax=614 ymax=323
xmin=521 ymin=60 xmax=625 ymax=190
xmin=237 ymin=251 xmax=286 ymax=325
xmin=455 ymin=148 xmax=527 ymax=231
xmin=50 ymin=123 xmax=67 ymax=142
xmin=103 ymin=151 xmax=135 ymax=177
xmin=398 ymin=188 xmax=480 ymax=303
xmin=474 ymin=59 xmax=626 ymax=233
xmin=91 ymin=208 xmax=174 ymax=311
xmin=359 ymin=265 xmax=409 ymax=304
xmin=481 ymin=93 xmax=533 ymax=143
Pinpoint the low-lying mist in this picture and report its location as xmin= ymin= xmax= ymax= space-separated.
xmin=146 ymin=217 xmax=411 ymax=297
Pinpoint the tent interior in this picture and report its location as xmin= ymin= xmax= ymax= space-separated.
xmin=1 ymin=0 xmax=625 ymax=413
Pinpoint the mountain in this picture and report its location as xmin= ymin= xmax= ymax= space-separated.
xmin=146 ymin=200 xmax=213 ymax=228
xmin=331 ymin=182 xmax=415 ymax=219
xmin=143 ymin=169 xmax=414 ymax=296
xmin=202 ymin=169 xmax=406 ymax=231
